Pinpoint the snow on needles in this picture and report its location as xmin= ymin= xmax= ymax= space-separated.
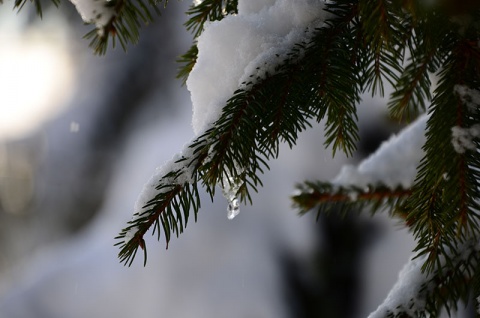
xmin=368 ymin=239 xmax=480 ymax=317
xmin=134 ymin=145 xmax=196 ymax=214
xmin=451 ymin=85 xmax=480 ymax=154
xmin=332 ymin=114 xmax=428 ymax=189
xmin=125 ymin=143 xmax=197 ymax=243
xmin=186 ymin=0 xmax=329 ymax=135
xmin=69 ymin=0 xmax=116 ymax=35
xmin=367 ymin=254 xmax=432 ymax=318
xmin=451 ymin=124 xmax=480 ymax=154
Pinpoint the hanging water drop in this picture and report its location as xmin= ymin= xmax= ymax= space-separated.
xmin=227 ymin=197 xmax=240 ymax=220
xmin=221 ymin=166 xmax=244 ymax=220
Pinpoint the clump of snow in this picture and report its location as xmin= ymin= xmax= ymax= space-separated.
xmin=367 ymin=254 xmax=432 ymax=318
xmin=451 ymin=124 xmax=480 ymax=154
xmin=454 ymin=85 xmax=480 ymax=112
xmin=477 ymin=296 xmax=480 ymax=315
xmin=368 ymin=239 xmax=480 ymax=317
xmin=187 ymin=0 xmax=329 ymax=135
xmin=124 ymin=226 xmax=138 ymax=243
xmin=69 ymin=0 xmax=116 ymax=35
xmin=332 ymin=114 xmax=428 ymax=189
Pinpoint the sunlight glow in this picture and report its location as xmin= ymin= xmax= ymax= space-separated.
xmin=0 ymin=30 xmax=74 ymax=139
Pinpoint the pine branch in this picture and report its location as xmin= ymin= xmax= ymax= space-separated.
xmin=358 ymin=0 xmax=404 ymax=96
xmin=184 ymin=0 xmax=237 ymax=38
xmin=115 ymin=151 xmax=203 ymax=266
xmin=8 ymin=0 xmax=480 ymax=315
xmin=388 ymin=11 xmax=446 ymax=121
xmin=292 ymin=111 xmax=428 ymax=225
xmin=292 ymin=181 xmax=412 ymax=220
xmin=404 ymin=21 xmax=480 ymax=272
xmin=84 ymin=0 xmax=166 ymax=54
xmin=10 ymin=0 xmax=168 ymax=54
xmin=177 ymin=0 xmax=237 ymax=83
xmin=116 ymin=7 xmax=480 ymax=307
xmin=307 ymin=0 xmax=362 ymax=156
xmin=369 ymin=239 xmax=480 ymax=318
xmin=13 ymin=0 xmax=59 ymax=18
xmin=116 ymin=1 xmax=369 ymax=264
xmin=177 ymin=44 xmax=198 ymax=85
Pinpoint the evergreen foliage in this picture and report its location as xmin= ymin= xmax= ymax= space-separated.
xmin=13 ymin=0 xmax=60 ymax=18
xmin=13 ymin=0 xmax=166 ymax=53
xmin=84 ymin=0 xmax=166 ymax=54
xmin=9 ymin=0 xmax=480 ymax=316
xmin=178 ymin=0 xmax=238 ymax=83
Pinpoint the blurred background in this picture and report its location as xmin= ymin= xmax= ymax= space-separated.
xmin=0 ymin=1 xmax=456 ymax=317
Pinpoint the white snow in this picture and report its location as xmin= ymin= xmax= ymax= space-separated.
xmin=69 ymin=0 xmax=116 ymax=35
xmin=133 ymin=142 xmax=197 ymax=218
xmin=454 ymin=85 xmax=480 ymax=113
xmin=367 ymin=254 xmax=432 ymax=318
xmin=477 ymin=296 xmax=480 ymax=315
xmin=451 ymin=85 xmax=480 ymax=154
xmin=124 ymin=226 xmax=138 ymax=243
xmin=368 ymin=239 xmax=480 ymax=318
xmin=451 ymin=124 xmax=480 ymax=154
xmin=332 ymin=114 xmax=428 ymax=189
xmin=187 ymin=0 xmax=329 ymax=135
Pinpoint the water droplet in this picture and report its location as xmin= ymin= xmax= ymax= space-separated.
xmin=227 ymin=197 xmax=240 ymax=220
xmin=221 ymin=167 xmax=243 ymax=220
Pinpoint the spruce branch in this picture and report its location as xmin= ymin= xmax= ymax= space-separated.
xmin=84 ymin=0 xmax=166 ymax=54
xmin=115 ymin=9 xmax=480 ymax=317
xmin=116 ymin=1 xmax=370 ymax=264
xmin=292 ymin=181 xmax=412 ymax=220
xmin=12 ymin=0 xmax=59 ymax=18
xmin=177 ymin=44 xmax=198 ymax=85
xmin=178 ymin=0 xmax=237 ymax=83
xmin=291 ymin=110 xmax=428 ymax=228
xmin=308 ymin=0 xmax=362 ymax=156
xmin=387 ymin=51 xmax=435 ymax=121
xmin=184 ymin=0 xmax=238 ymax=38
xmin=370 ymin=239 xmax=480 ymax=318
xmin=115 ymin=151 xmax=203 ymax=266
xmin=6 ymin=0 xmax=480 ymax=316
xmin=387 ymin=10 xmax=448 ymax=121
xmin=404 ymin=23 xmax=480 ymax=272
xmin=358 ymin=0 xmax=404 ymax=97
xmin=117 ymin=0 xmax=455 ymax=265
xmin=10 ymin=0 xmax=169 ymax=54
